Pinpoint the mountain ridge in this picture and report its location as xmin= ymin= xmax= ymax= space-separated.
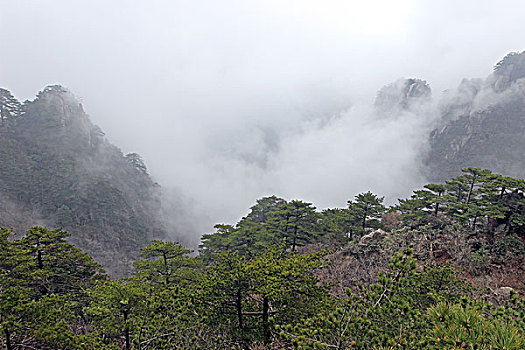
xmin=425 ymin=51 xmax=525 ymax=182
xmin=2 ymin=51 xmax=525 ymax=277
xmin=0 ymin=85 xmax=171 ymax=277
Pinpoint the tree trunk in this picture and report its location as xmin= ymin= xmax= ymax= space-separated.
xmin=124 ymin=311 xmax=130 ymax=350
xmin=236 ymin=288 xmax=243 ymax=329
xmin=138 ymin=301 xmax=150 ymax=350
xmin=466 ymin=176 xmax=476 ymax=205
xmin=125 ymin=326 xmax=130 ymax=350
xmin=361 ymin=207 xmax=368 ymax=231
xmin=507 ymin=222 xmax=512 ymax=235
xmin=292 ymin=224 xmax=298 ymax=252
xmin=4 ymin=328 xmax=12 ymax=350
xmin=262 ymin=296 xmax=270 ymax=344
xmin=37 ymin=250 xmax=43 ymax=269
xmin=163 ymin=252 xmax=169 ymax=285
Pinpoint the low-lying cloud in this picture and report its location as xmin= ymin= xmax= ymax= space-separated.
xmin=2 ymin=0 xmax=525 ymax=236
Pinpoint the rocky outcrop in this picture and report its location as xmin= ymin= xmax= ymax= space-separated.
xmin=17 ymin=85 xmax=104 ymax=154
xmin=425 ymin=51 xmax=525 ymax=182
xmin=490 ymin=52 xmax=525 ymax=92
xmin=359 ymin=229 xmax=387 ymax=245
xmin=374 ymin=78 xmax=431 ymax=115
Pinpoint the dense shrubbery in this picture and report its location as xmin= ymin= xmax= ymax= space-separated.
xmin=0 ymin=168 xmax=524 ymax=349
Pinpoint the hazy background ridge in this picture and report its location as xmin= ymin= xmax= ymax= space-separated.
xmin=2 ymin=0 xmax=525 ymax=232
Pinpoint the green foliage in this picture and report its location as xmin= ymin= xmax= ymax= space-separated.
xmin=280 ymin=249 xmax=471 ymax=349
xmin=86 ymin=279 xmax=146 ymax=349
xmin=0 ymin=226 xmax=108 ymax=349
xmin=200 ymin=197 xmax=322 ymax=259
xmin=1 ymin=167 xmax=525 ymax=349
xmin=428 ymin=302 xmax=525 ymax=349
xmin=202 ymin=245 xmax=332 ymax=346
xmin=0 ymin=220 xmax=523 ymax=349
xmin=396 ymin=167 xmax=525 ymax=237
xmin=266 ymin=200 xmax=320 ymax=251
xmin=86 ymin=239 xmax=208 ymax=350
xmin=199 ymin=224 xmax=237 ymax=260
xmin=492 ymin=233 xmax=525 ymax=260
xmin=134 ymin=240 xmax=200 ymax=287
xmin=318 ymin=208 xmax=350 ymax=234
xmin=244 ymin=195 xmax=287 ymax=223
xmin=347 ymin=191 xmax=386 ymax=239
xmin=0 ymin=87 xmax=170 ymax=277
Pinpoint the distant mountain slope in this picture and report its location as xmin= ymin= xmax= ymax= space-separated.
xmin=0 ymin=85 xmax=169 ymax=277
xmin=426 ymin=51 xmax=525 ymax=182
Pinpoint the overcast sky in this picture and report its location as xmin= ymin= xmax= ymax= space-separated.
xmin=1 ymin=1 xmax=524 ymax=231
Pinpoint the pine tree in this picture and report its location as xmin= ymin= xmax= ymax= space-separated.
xmin=134 ymin=240 xmax=199 ymax=287
xmin=347 ymin=191 xmax=386 ymax=239
xmin=0 ymin=89 xmax=21 ymax=126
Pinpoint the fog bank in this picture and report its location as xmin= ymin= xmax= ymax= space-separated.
xmin=2 ymin=1 xmax=525 ymax=232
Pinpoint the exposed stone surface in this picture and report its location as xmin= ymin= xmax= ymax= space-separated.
xmin=425 ymin=51 xmax=525 ymax=182
xmin=374 ymin=78 xmax=431 ymax=114
xmin=490 ymin=51 xmax=525 ymax=92
xmin=495 ymin=286 xmax=515 ymax=297
xmin=359 ymin=229 xmax=387 ymax=245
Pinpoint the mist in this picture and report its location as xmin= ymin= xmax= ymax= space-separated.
xmin=2 ymin=1 xmax=525 ymax=233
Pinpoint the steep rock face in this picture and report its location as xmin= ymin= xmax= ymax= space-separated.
xmin=17 ymin=85 xmax=105 ymax=153
xmin=0 ymin=86 xmax=169 ymax=277
xmin=490 ymin=51 xmax=525 ymax=92
xmin=374 ymin=78 xmax=431 ymax=115
xmin=425 ymin=51 xmax=525 ymax=182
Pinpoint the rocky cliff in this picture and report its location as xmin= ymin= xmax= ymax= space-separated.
xmin=425 ymin=51 xmax=525 ymax=182
xmin=374 ymin=78 xmax=431 ymax=114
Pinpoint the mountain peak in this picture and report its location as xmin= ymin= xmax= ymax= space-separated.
xmin=17 ymin=85 xmax=102 ymax=153
xmin=374 ymin=78 xmax=431 ymax=113
xmin=37 ymin=84 xmax=70 ymax=95
xmin=490 ymin=51 xmax=525 ymax=91
xmin=0 ymin=86 xmax=173 ymax=277
xmin=426 ymin=51 xmax=525 ymax=182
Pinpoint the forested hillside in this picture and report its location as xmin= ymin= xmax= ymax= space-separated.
xmin=2 ymin=52 xmax=525 ymax=349
xmin=1 ymin=168 xmax=523 ymax=349
xmin=0 ymin=86 xmax=170 ymax=277
xmin=2 ymin=52 xmax=525 ymax=280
